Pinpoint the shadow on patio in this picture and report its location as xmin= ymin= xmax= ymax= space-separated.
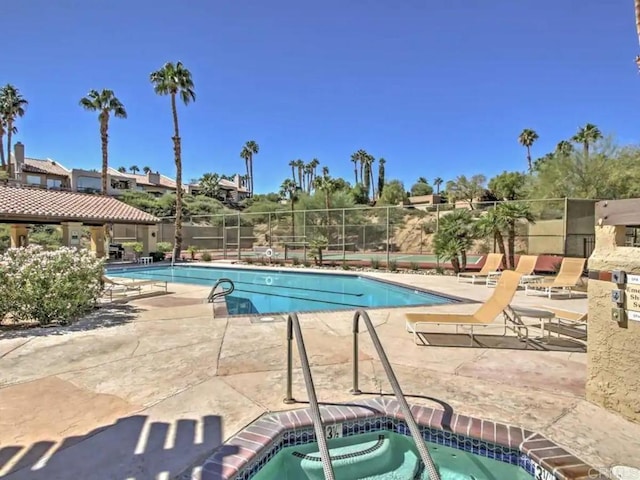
xmin=0 ymin=413 xmax=234 ymax=480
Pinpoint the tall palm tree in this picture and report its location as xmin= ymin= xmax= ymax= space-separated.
xmin=0 ymin=85 xmax=28 ymax=172
xmin=79 ymin=89 xmax=127 ymax=194
xmin=143 ymin=166 xmax=152 ymax=174
xmin=368 ymin=155 xmax=376 ymax=200
xmin=150 ymin=61 xmax=196 ymax=262
xmin=280 ymin=178 xmax=298 ymax=238
xmin=240 ymin=140 xmax=259 ymax=195
xmin=295 ymin=159 xmax=304 ymax=189
xmin=309 ymin=158 xmax=320 ymax=190
xmin=495 ymin=202 xmax=535 ymax=269
xmin=433 ymin=177 xmax=443 ymax=194
xmin=304 ymin=163 xmax=313 ymax=193
xmin=475 ymin=209 xmax=508 ymax=270
xmin=129 ymin=165 xmax=140 ymax=174
xmin=0 ymin=120 xmax=16 ymax=170
xmin=572 ymin=123 xmax=602 ymax=159
xmin=117 ymin=166 xmax=127 ymax=173
xmin=555 ymin=140 xmax=574 ymax=156
xmin=314 ymin=168 xmax=337 ymax=230
xmin=377 ymin=158 xmax=386 ymax=198
xmin=518 ymin=128 xmax=539 ymax=173
xmin=350 ymin=152 xmax=359 ymax=184
xmin=288 ymin=159 xmax=297 ymax=181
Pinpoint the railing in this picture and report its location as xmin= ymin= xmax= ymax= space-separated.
xmin=283 ymin=313 xmax=336 ymax=480
xmin=207 ymin=278 xmax=235 ymax=303
xmin=351 ymin=309 xmax=441 ymax=480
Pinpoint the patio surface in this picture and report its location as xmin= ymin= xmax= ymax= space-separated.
xmin=1 ymin=266 xmax=639 ymax=479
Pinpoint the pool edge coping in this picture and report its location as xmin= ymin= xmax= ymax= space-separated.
xmin=196 ymin=396 xmax=604 ymax=480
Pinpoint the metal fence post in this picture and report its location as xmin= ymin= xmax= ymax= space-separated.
xmin=268 ymin=212 xmax=272 ymax=248
xmin=342 ymin=209 xmax=346 ymax=261
xmin=386 ymin=207 xmax=391 ymax=266
xmin=222 ymin=214 xmax=227 ymax=259
xmin=303 ymin=211 xmax=306 ymax=242
xmin=237 ymin=213 xmax=241 ymax=261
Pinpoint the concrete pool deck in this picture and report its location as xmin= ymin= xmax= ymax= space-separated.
xmin=0 ymin=267 xmax=638 ymax=479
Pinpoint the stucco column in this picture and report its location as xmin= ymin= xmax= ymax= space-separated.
xmin=9 ymin=225 xmax=29 ymax=248
xmin=90 ymin=226 xmax=106 ymax=258
xmin=61 ymin=222 xmax=83 ymax=249
xmin=587 ymin=224 xmax=640 ymax=423
xmin=139 ymin=224 xmax=158 ymax=256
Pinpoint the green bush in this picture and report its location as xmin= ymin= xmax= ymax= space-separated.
xmin=409 ymin=261 xmax=420 ymax=271
xmin=156 ymin=242 xmax=173 ymax=253
xmin=201 ymin=252 xmax=212 ymax=262
xmin=150 ymin=251 xmax=166 ymax=262
xmin=370 ymin=258 xmax=380 ymax=269
xmin=387 ymin=259 xmax=398 ymax=271
xmin=291 ymin=256 xmax=300 ymax=266
xmin=0 ymin=246 xmax=105 ymax=326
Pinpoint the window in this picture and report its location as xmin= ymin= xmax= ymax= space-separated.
xmin=47 ymin=178 xmax=63 ymax=189
xmin=77 ymin=176 xmax=101 ymax=192
xmin=26 ymin=175 xmax=41 ymax=185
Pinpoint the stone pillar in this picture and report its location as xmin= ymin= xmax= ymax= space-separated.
xmin=140 ymin=224 xmax=158 ymax=256
xmin=587 ymin=224 xmax=640 ymax=423
xmin=9 ymin=225 xmax=29 ymax=248
xmin=61 ymin=222 xmax=83 ymax=249
xmin=90 ymin=226 xmax=106 ymax=258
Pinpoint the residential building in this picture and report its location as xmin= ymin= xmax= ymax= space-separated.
xmin=9 ymin=142 xmax=72 ymax=190
xmin=187 ymin=174 xmax=250 ymax=202
xmin=105 ymin=168 xmax=177 ymax=196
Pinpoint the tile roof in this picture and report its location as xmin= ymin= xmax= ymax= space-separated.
xmin=20 ymin=157 xmax=71 ymax=177
xmin=107 ymin=168 xmax=177 ymax=189
xmin=0 ymin=184 xmax=159 ymax=224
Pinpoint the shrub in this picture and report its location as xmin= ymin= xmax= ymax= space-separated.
xmin=156 ymin=242 xmax=173 ymax=253
xmin=341 ymin=261 xmax=351 ymax=270
xmin=302 ymin=260 xmax=311 ymax=267
xmin=291 ymin=256 xmax=300 ymax=266
xmin=201 ymin=252 xmax=212 ymax=262
xmin=435 ymin=266 xmax=445 ymax=275
xmin=370 ymin=258 xmax=380 ymax=269
xmin=150 ymin=251 xmax=166 ymax=262
xmin=245 ymin=256 xmax=255 ymax=264
xmin=0 ymin=246 xmax=105 ymax=326
xmin=123 ymin=241 xmax=143 ymax=260
xmin=387 ymin=259 xmax=398 ymax=272
xmin=409 ymin=261 xmax=420 ymax=271
xmin=186 ymin=245 xmax=199 ymax=260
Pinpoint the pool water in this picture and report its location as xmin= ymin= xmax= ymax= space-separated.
xmin=251 ymin=431 xmax=533 ymax=479
xmin=107 ymin=266 xmax=455 ymax=315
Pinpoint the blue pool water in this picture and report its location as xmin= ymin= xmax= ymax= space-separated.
xmin=107 ymin=266 xmax=457 ymax=315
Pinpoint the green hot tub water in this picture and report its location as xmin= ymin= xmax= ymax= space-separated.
xmin=251 ymin=431 xmax=533 ymax=480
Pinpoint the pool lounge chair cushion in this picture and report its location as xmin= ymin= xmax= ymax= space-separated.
xmin=457 ymin=253 xmax=504 ymax=284
xmin=524 ymin=258 xmax=586 ymax=298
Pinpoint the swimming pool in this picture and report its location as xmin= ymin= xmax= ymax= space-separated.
xmin=107 ymin=265 xmax=458 ymax=315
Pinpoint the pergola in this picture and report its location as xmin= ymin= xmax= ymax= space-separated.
xmin=0 ymin=184 xmax=160 ymax=256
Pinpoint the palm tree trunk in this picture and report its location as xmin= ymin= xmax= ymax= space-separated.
xmin=460 ymin=250 xmax=468 ymax=271
xmin=291 ymin=166 xmax=295 ymax=181
xmin=507 ymin=221 xmax=516 ymax=269
xmin=249 ymin=153 xmax=254 ymax=196
xmin=290 ymin=199 xmax=295 ymax=239
xmin=0 ymin=126 xmax=5 ymax=168
xmin=583 ymin=142 xmax=589 ymax=160
xmin=451 ymin=256 xmax=460 ymax=274
xmin=100 ymin=115 xmax=109 ymax=195
xmin=354 ymin=166 xmax=358 ymax=184
xmin=370 ymin=167 xmax=376 ymax=200
xmin=526 ymin=146 xmax=532 ymax=173
xmin=6 ymin=121 xmax=13 ymax=177
xmin=170 ymin=92 xmax=183 ymax=262
xmin=359 ymin=161 xmax=364 ymax=185
xmin=297 ymin=167 xmax=302 ymax=189
xmin=495 ymin=231 xmax=508 ymax=270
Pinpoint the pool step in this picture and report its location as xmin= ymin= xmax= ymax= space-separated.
xmin=285 ymin=432 xmax=423 ymax=480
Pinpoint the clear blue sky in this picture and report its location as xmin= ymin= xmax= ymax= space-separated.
xmin=5 ymin=0 xmax=638 ymax=194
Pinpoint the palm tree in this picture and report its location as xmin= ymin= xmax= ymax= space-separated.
xmin=117 ymin=166 xmax=127 ymax=173
xmin=433 ymin=177 xmax=443 ymax=194
xmin=303 ymin=163 xmax=313 ymax=193
xmin=495 ymin=202 xmax=535 ymax=269
xmin=314 ymin=169 xmax=337 ymax=230
xmin=150 ymin=61 xmax=196 ymax=262
xmin=129 ymin=165 xmax=140 ymax=174
xmin=518 ymin=128 xmax=539 ymax=173
xmin=288 ymin=160 xmax=297 ymax=181
xmin=350 ymin=152 xmax=359 ymax=184
xmin=240 ymin=140 xmax=259 ymax=195
xmin=280 ymin=178 xmax=299 ymax=238
xmin=433 ymin=209 xmax=475 ymax=272
xmin=572 ymin=123 xmax=602 ymax=159
xmin=143 ymin=166 xmax=152 ymax=174
xmin=475 ymin=209 xmax=508 ymax=270
xmin=368 ymin=155 xmax=376 ymax=200
xmin=555 ymin=140 xmax=574 ymax=156
xmin=79 ymin=89 xmax=127 ymax=194
xmin=377 ymin=158 xmax=386 ymax=198
xmin=0 ymin=120 xmax=16 ymax=171
xmin=200 ymin=172 xmax=221 ymax=199
xmin=0 ymin=85 xmax=28 ymax=172
xmin=309 ymin=158 xmax=320 ymax=190
xmin=294 ymin=159 xmax=304 ymax=189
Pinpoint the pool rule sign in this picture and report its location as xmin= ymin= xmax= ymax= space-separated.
xmin=611 ymin=271 xmax=640 ymax=323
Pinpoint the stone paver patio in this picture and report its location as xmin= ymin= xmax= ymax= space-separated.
xmin=1 ymin=267 xmax=639 ymax=479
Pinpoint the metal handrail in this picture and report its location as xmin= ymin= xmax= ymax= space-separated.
xmin=283 ymin=313 xmax=336 ymax=480
xmin=351 ymin=309 xmax=441 ymax=480
xmin=207 ymin=278 xmax=235 ymax=303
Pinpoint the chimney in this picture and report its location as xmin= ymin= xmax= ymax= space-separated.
xmin=13 ymin=142 xmax=25 ymax=179
xmin=234 ymin=173 xmax=241 ymax=188
xmin=147 ymin=171 xmax=160 ymax=184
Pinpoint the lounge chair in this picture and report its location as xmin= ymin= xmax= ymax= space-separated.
xmin=406 ymin=270 xmax=525 ymax=345
xmin=101 ymin=275 xmax=168 ymax=300
xmin=457 ymin=253 xmax=504 ymax=284
xmin=524 ymin=257 xmax=586 ymax=299
xmin=485 ymin=255 xmax=540 ymax=287
xmin=537 ymin=306 xmax=587 ymax=342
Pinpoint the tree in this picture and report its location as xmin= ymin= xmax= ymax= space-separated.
xmin=377 ymin=158 xmax=386 ymax=197
xmin=0 ymin=85 xmax=28 ymax=171
xmin=446 ymin=174 xmax=486 ymax=208
xmin=433 ymin=177 xmax=443 ymax=194
xmin=150 ymin=61 xmax=196 ymax=262
xmin=79 ymin=89 xmax=127 ymax=194
xmin=309 ymin=158 xmax=320 ymax=191
xmin=304 ymin=163 xmax=313 ymax=193
xmin=555 ymin=140 xmax=573 ymax=156
xmin=280 ymin=178 xmax=299 ymax=239
xmin=117 ymin=166 xmax=127 ymax=173
xmin=410 ymin=177 xmax=433 ymax=196
xmin=199 ymin=173 xmax=221 ymax=199
xmin=314 ymin=168 xmax=338 ymax=228
xmin=368 ymin=155 xmax=376 ymax=200
xmin=294 ymin=159 xmax=304 ymax=190
xmin=433 ymin=209 xmax=476 ymax=272
xmin=518 ymin=128 xmax=539 ymax=173
xmin=350 ymin=152 xmax=359 ymax=184
xmin=488 ymin=171 xmax=527 ymax=201
xmin=475 ymin=208 xmax=509 ymax=270
xmin=240 ymin=140 xmax=259 ymax=195
xmin=288 ymin=160 xmax=296 ymax=181
xmin=495 ymin=202 xmax=535 ymax=269
xmin=572 ymin=123 xmax=602 ymax=159
xmin=349 ymin=183 xmax=369 ymax=204
xmin=143 ymin=166 xmax=152 ymax=174
xmin=378 ymin=180 xmax=407 ymax=205
xmin=129 ymin=165 xmax=140 ymax=174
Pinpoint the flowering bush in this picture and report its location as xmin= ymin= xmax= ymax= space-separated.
xmin=0 ymin=245 xmax=105 ymax=326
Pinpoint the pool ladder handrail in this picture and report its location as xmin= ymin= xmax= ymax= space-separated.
xmin=207 ymin=278 xmax=235 ymax=303
xmin=351 ymin=309 xmax=441 ymax=480
xmin=283 ymin=313 xmax=336 ymax=480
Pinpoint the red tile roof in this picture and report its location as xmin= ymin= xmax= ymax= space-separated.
xmin=21 ymin=157 xmax=71 ymax=177
xmin=107 ymin=168 xmax=177 ymax=189
xmin=0 ymin=184 xmax=159 ymax=225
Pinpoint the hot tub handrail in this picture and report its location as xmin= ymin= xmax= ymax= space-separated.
xmin=208 ymin=278 xmax=235 ymax=303
xmin=351 ymin=309 xmax=441 ymax=480
xmin=283 ymin=313 xmax=336 ymax=480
